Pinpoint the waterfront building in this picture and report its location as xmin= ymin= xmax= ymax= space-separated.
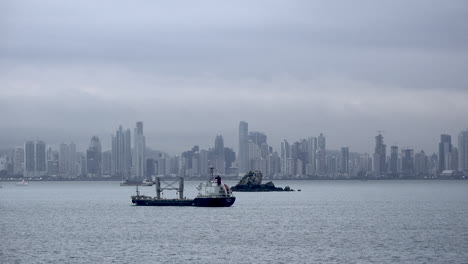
xmin=13 ymin=148 xmax=24 ymax=175
xmin=389 ymin=145 xmax=399 ymax=176
xmin=438 ymin=134 xmax=452 ymax=172
xmin=401 ymin=149 xmax=415 ymax=175
xmin=214 ymin=135 xmax=225 ymax=175
xmin=86 ymin=136 xmax=102 ymax=178
xmin=373 ymin=133 xmax=387 ymax=177
xmin=340 ymin=147 xmax=349 ymax=175
xmin=68 ymin=142 xmax=77 ymax=177
xmin=133 ymin=121 xmax=146 ymax=178
xmin=111 ymin=125 xmax=132 ymax=178
xmin=59 ymin=143 xmax=68 ymax=176
xmin=307 ymin=137 xmax=317 ymax=175
xmin=238 ymin=121 xmax=249 ymax=174
xmin=415 ymin=150 xmax=429 ymax=176
xmin=459 ymin=129 xmax=468 ymax=172
xmin=101 ymin=151 xmax=112 ymax=176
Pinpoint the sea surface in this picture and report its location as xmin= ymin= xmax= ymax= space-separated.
xmin=1 ymin=180 xmax=467 ymax=264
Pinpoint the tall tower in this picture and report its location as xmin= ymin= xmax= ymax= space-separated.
xmin=13 ymin=148 xmax=24 ymax=175
xmin=86 ymin=136 xmax=102 ymax=178
xmin=133 ymin=121 xmax=146 ymax=179
xmin=238 ymin=121 xmax=249 ymax=174
xmin=340 ymin=147 xmax=349 ymax=174
xmin=214 ymin=135 xmax=225 ymax=175
xmin=68 ymin=142 xmax=77 ymax=177
xmin=373 ymin=133 xmax=387 ymax=177
xmin=389 ymin=145 xmax=399 ymax=176
xmin=59 ymin=143 xmax=69 ymax=176
xmin=35 ymin=141 xmax=46 ymax=176
xmin=438 ymin=134 xmax=452 ymax=172
xmin=458 ymin=129 xmax=468 ymax=172
xmin=316 ymin=133 xmax=326 ymax=176
xmin=112 ymin=125 xmax=132 ymax=178
xmin=24 ymin=141 xmax=35 ymax=177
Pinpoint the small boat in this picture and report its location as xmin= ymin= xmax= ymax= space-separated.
xmin=120 ymin=178 xmax=153 ymax=186
xmin=16 ymin=180 xmax=28 ymax=186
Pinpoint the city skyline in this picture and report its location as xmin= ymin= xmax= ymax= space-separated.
xmin=2 ymin=121 xmax=468 ymax=180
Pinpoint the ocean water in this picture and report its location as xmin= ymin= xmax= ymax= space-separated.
xmin=1 ymin=180 xmax=467 ymax=264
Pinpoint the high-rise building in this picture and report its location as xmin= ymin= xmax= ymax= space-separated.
xmin=438 ymin=134 xmax=452 ymax=172
xmin=200 ymin=149 xmax=209 ymax=176
xmin=389 ymin=145 xmax=399 ymax=176
xmin=238 ymin=121 xmax=249 ymax=174
xmin=401 ymin=149 xmax=414 ymax=175
xmin=340 ymin=147 xmax=349 ymax=174
xmin=316 ymin=133 xmax=326 ymax=176
xmin=280 ymin=140 xmax=291 ymax=175
xmin=415 ymin=150 xmax=428 ymax=176
xmin=59 ymin=143 xmax=68 ymax=176
xmin=450 ymin=147 xmax=458 ymax=171
xmin=373 ymin=133 xmax=386 ymax=177
xmin=458 ymin=129 xmax=468 ymax=172
xmin=214 ymin=135 xmax=225 ymax=175
xmin=68 ymin=142 xmax=77 ymax=177
xmin=13 ymin=148 xmax=24 ymax=175
xmin=86 ymin=136 xmax=102 ymax=178
xmin=133 ymin=121 xmax=146 ymax=178
xmin=35 ymin=141 xmax=46 ymax=176
xmin=112 ymin=125 xmax=132 ymax=178
xmin=101 ymin=151 xmax=112 ymax=176
xmin=24 ymin=140 xmax=46 ymax=177
xmin=307 ymin=137 xmax=317 ymax=175
xmin=224 ymin=147 xmax=236 ymax=171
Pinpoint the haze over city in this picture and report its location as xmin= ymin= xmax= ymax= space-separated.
xmin=1 ymin=0 xmax=467 ymax=154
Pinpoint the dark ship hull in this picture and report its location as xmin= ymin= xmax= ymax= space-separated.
xmin=131 ymin=196 xmax=235 ymax=207
xmin=193 ymin=197 xmax=236 ymax=207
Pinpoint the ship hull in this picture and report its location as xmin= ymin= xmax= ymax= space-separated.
xmin=131 ymin=197 xmax=193 ymax=206
xmin=131 ymin=196 xmax=235 ymax=207
xmin=193 ymin=197 xmax=236 ymax=207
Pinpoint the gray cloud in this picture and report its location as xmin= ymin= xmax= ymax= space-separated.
xmin=1 ymin=0 xmax=467 ymax=154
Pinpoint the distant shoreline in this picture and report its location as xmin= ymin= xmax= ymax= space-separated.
xmin=1 ymin=178 xmax=466 ymax=182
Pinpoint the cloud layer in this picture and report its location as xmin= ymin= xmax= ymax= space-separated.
xmin=1 ymin=0 xmax=467 ymax=154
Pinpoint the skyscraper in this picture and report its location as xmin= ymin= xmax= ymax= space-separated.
xmin=307 ymin=137 xmax=317 ymax=175
xmin=133 ymin=121 xmax=146 ymax=178
xmin=86 ymin=136 xmax=102 ymax=178
xmin=340 ymin=147 xmax=349 ymax=174
xmin=24 ymin=140 xmax=46 ymax=177
xmin=401 ymin=149 xmax=414 ymax=175
xmin=112 ymin=125 xmax=132 ymax=178
xmin=214 ymin=135 xmax=225 ymax=175
xmin=316 ymin=133 xmax=326 ymax=176
xmin=415 ymin=150 xmax=428 ymax=176
xmin=35 ymin=141 xmax=46 ymax=176
xmin=438 ymin=134 xmax=452 ymax=172
xmin=238 ymin=121 xmax=249 ymax=174
xmin=68 ymin=142 xmax=77 ymax=177
xmin=458 ymin=129 xmax=468 ymax=172
xmin=389 ymin=145 xmax=399 ymax=176
xmin=373 ymin=133 xmax=387 ymax=177
xmin=13 ymin=148 xmax=24 ymax=175
xmin=59 ymin=143 xmax=68 ymax=176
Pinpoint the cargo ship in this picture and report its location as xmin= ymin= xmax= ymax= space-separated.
xmin=131 ymin=167 xmax=235 ymax=207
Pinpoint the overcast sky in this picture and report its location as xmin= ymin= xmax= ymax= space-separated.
xmin=1 ymin=0 xmax=467 ymax=155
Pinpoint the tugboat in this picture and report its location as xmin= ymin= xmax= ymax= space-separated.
xmin=131 ymin=167 xmax=235 ymax=207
